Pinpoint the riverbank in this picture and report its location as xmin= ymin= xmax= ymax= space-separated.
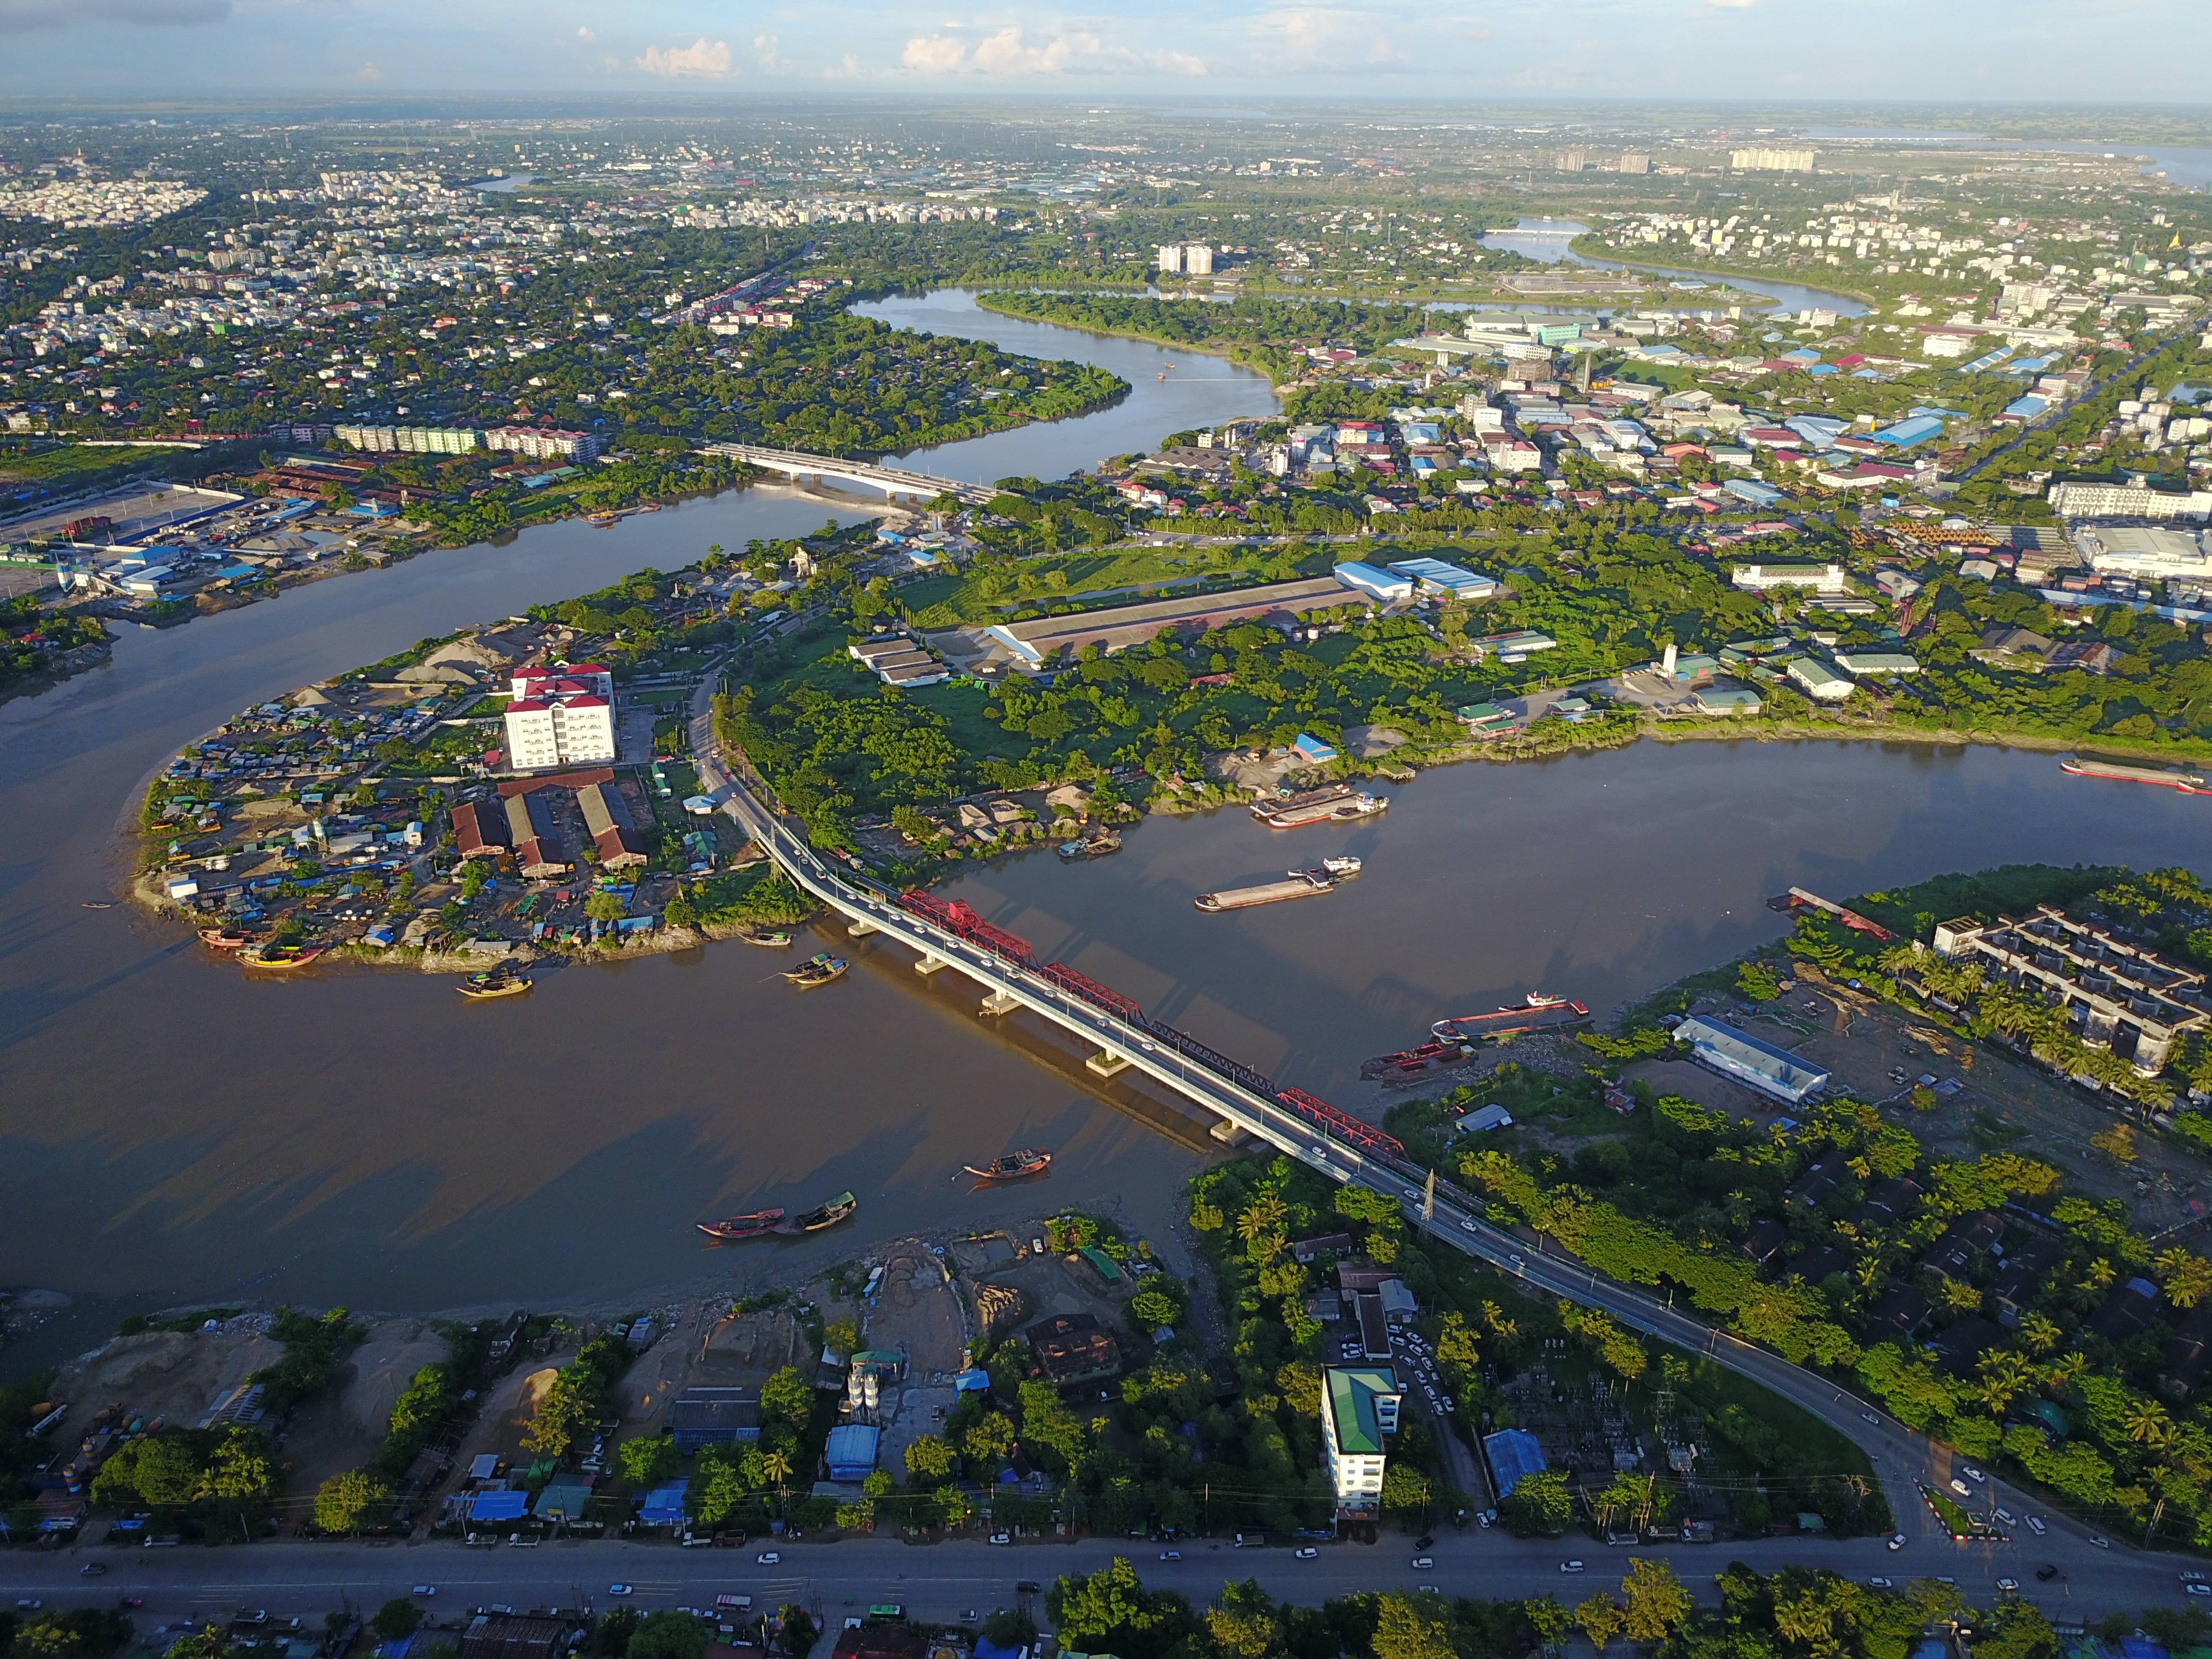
xmin=973 ymin=289 xmax=1296 ymax=387
xmin=1564 ymin=233 xmax=1883 ymax=310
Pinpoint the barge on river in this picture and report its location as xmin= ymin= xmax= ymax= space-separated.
xmin=1197 ymin=857 xmax=1359 ymax=913
xmin=2059 ymin=753 xmax=2209 ymax=795
xmin=1429 ymin=995 xmax=1592 ymax=1044
xmin=1251 ymin=785 xmax=1389 ymax=830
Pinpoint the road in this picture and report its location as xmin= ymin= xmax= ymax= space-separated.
xmin=674 ymin=667 xmax=2194 ymax=1610
xmin=0 ymin=1528 xmax=2195 ymax=1626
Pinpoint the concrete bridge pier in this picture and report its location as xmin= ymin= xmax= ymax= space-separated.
xmin=848 ymin=917 xmax=880 ymax=937
xmin=914 ymin=953 xmax=950 ymax=977
xmin=1086 ymin=1050 xmax=1133 ymax=1077
xmin=978 ymin=990 xmax=1021 ymax=1017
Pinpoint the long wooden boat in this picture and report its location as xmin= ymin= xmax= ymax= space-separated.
xmin=243 ymin=942 xmax=324 ymax=971
xmin=698 ymin=1208 xmax=786 ymax=1242
xmin=963 ymin=1147 xmax=1052 ymax=1181
xmin=457 ymin=969 xmax=533 ymax=1000
xmin=199 ymin=927 xmax=253 ymax=950
xmin=782 ymin=952 xmax=848 ymax=987
xmin=782 ymin=1191 xmax=857 ymax=1233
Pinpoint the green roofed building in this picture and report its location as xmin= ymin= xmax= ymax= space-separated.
xmin=1321 ymin=1365 xmax=1402 ymax=1517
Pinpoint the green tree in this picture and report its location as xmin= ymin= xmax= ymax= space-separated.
xmin=905 ymin=1434 xmax=957 ymax=1483
xmin=369 ymin=1601 xmax=423 ymax=1644
xmin=1206 ymin=1581 xmax=1277 ymax=1659
xmin=1502 ymin=1468 xmax=1574 ymax=1536
xmin=759 ymin=1365 xmax=814 ymax=1428
xmin=585 ymin=890 xmax=626 ymax=925
xmin=164 ymin=1629 xmax=233 ymax=1659
xmin=626 ymin=1613 xmax=711 ymax=1659
xmin=1370 ymin=1594 xmax=1456 ymax=1659
xmin=1574 ymin=1597 xmax=1625 ymax=1653
xmin=1048 ymin=1558 xmax=1179 ymax=1655
xmin=312 ymin=1469 xmax=389 ymax=1534
xmin=619 ymin=1436 xmax=680 ymax=1488
xmin=1621 ymin=1560 xmax=1691 ymax=1644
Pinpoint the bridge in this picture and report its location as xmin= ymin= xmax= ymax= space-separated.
xmin=683 ymin=682 xmax=2111 ymax=1564
xmin=701 ymin=443 xmax=997 ymax=508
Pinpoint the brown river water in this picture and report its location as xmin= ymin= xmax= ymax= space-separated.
xmin=2 ymin=292 xmax=2206 ymax=1370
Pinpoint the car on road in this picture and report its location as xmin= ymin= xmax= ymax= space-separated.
xmin=2190 ymin=1587 xmax=2212 ymax=1600
xmin=1860 ymin=1411 xmax=1880 ymax=1425
xmin=2036 ymin=1567 xmax=2060 ymax=1583
xmin=1887 ymin=1534 xmax=1906 ymax=1551
xmin=1995 ymin=1507 xmax=2015 ymax=1526
xmin=1560 ymin=1561 xmax=1586 ymax=1574
xmin=412 ymin=1587 xmax=436 ymax=1598
xmin=1016 ymin=1582 xmax=1042 ymax=1595
xmin=1296 ymin=1547 xmax=1319 ymax=1560
xmin=1159 ymin=1551 xmax=1181 ymax=1561
xmin=2184 ymin=1572 xmax=2206 ymax=1584
xmin=1963 ymin=1465 xmax=1985 ymax=1483
xmin=1867 ymin=1578 xmax=1892 ymax=1589
xmin=1996 ymin=1579 xmax=2019 ymax=1594
xmin=78 ymin=1564 xmax=106 ymax=1577
xmin=989 ymin=1533 xmax=1011 ymax=1546
xmin=2026 ymin=1516 xmax=2047 ymax=1536
xmin=1404 ymin=1189 xmax=1422 ymax=1203
xmin=757 ymin=1552 xmax=781 ymax=1564
xmin=1460 ymin=1220 xmax=1480 ymax=1234
xmin=1948 ymin=1478 xmax=1972 ymax=1497
xmin=1412 ymin=1557 xmax=1435 ymax=1569
xmin=2090 ymin=1536 xmax=2111 ymax=1549
xmin=1510 ymin=1254 xmax=1526 ymax=1270
xmin=608 ymin=1586 xmax=634 ymax=1599
xmin=15 ymin=1601 xmax=41 ymax=1612
xmin=1416 ymin=1535 xmax=1434 ymax=1550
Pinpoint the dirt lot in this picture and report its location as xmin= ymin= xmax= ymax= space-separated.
xmin=278 ymin=1317 xmax=450 ymax=1494
xmin=48 ymin=1318 xmax=285 ymax=1437
xmin=616 ymin=1302 xmax=812 ymax=1432
xmin=866 ymin=1245 xmax=968 ymax=1381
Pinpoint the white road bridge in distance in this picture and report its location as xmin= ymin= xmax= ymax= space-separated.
xmin=685 ymin=681 xmax=2170 ymax=1583
xmin=700 ymin=442 xmax=997 ymax=507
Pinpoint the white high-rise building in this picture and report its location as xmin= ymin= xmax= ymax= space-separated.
xmin=1730 ymin=148 xmax=1817 ymax=174
xmin=1157 ymin=244 xmax=1185 ymax=274
xmin=1320 ymin=1366 xmax=1400 ymax=1517
xmin=1183 ymin=243 xmax=1214 ymax=275
xmin=503 ymin=663 xmax=617 ymax=770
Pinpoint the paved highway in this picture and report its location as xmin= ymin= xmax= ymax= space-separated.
xmin=0 ymin=1529 xmax=2196 ymax=1626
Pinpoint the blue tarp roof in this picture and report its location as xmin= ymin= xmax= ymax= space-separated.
xmin=1871 ymin=415 xmax=1944 ymax=449
xmin=1484 ymin=1428 xmax=1548 ymax=1496
xmin=639 ymin=1479 xmax=690 ymax=1525
xmin=953 ymin=1368 xmax=992 ymax=1392
xmin=468 ymin=1489 xmax=530 ymax=1521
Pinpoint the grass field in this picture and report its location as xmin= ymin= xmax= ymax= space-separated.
xmin=0 ymin=443 xmax=194 ymax=491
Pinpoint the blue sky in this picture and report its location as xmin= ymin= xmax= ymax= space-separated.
xmin=0 ymin=0 xmax=2206 ymax=102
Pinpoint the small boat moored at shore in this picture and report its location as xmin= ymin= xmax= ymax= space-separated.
xmin=698 ymin=1208 xmax=786 ymax=1242
xmin=81 ymin=901 xmax=114 ymax=910
xmin=198 ymin=927 xmax=253 ymax=950
xmin=243 ymin=942 xmax=324 ymax=971
xmin=2058 ymin=753 xmax=2209 ymax=795
xmin=784 ymin=1191 xmax=857 ymax=1233
xmin=963 ymin=1147 xmax=1052 ymax=1181
xmin=782 ymin=952 xmax=849 ymax=987
xmin=1058 ymin=831 xmax=1123 ymax=862
xmin=458 ymin=965 xmax=533 ymax=1000
xmin=740 ymin=927 xmax=795 ymax=947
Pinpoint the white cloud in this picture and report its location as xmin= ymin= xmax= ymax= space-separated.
xmin=635 ymin=36 xmax=732 ymax=77
xmin=575 ymin=24 xmax=593 ymax=41
xmin=902 ymin=23 xmax=1206 ymax=76
xmin=354 ymin=58 xmax=380 ymax=79
xmin=1254 ymin=6 xmax=1409 ymax=69
xmin=753 ymin=31 xmax=780 ymax=71
xmin=901 ymin=32 xmax=967 ymax=71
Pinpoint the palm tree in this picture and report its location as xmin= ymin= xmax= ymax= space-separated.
xmin=2126 ymin=1400 xmax=2173 ymax=1448
xmin=761 ymin=1447 xmax=795 ymax=1488
xmin=1237 ymin=1193 xmax=1287 ymax=1247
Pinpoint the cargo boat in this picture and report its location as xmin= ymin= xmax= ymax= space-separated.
xmin=697 ymin=1208 xmax=785 ymax=1242
xmin=783 ymin=1191 xmax=857 ymax=1233
xmin=963 ymin=1147 xmax=1052 ymax=1181
xmin=2059 ymin=754 xmax=2209 ymax=795
xmin=1252 ymin=785 xmax=1389 ymax=830
xmin=1058 ymin=832 xmax=1123 ymax=862
xmin=783 ymin=952 xmax=848 ymax=987
xmin=1430 ymin=996 xmax=1592 ymax=1043
xmin=1197 ymin=869 xmax=1334 ymax=912
xmin=1361 ymin=1038 xmax=1476 ymax=1082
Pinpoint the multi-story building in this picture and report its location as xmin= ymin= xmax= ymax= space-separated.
xmin=486 ymin=426 xmax=604 ymax=462
xmin=1556 ymin=149 xmax=1593 ymax=173
xmin=2048 ymin=481 xmax=2212 ymax=523
xmin=1730 ymin=148 xmax=1817 ymax=174
xmin=1932 ymin=907 xmax=2211 ymax=1074
xmin=1320 ymin=1365 xmax=1401 ymax=1518
xmin=1157 ymin=244 xmax=1185 ymax=274
xmin=335 ymin=424 xmax=484 ymax=455
xmin=1182 ymin=243 xmax=1214 ymax=276
xmin=1618 ymin=153 xmax=1652 ymax=175
xmin=503 ymin=664 xmax=615 ymax=770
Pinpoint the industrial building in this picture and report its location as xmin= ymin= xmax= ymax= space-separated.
xmin=1332 ymin=561 xmax=1416 ymax=603
xmin=2074 ymin=525 xmax=2211 ymax=581
xmin=974 ymin=576 xmax=1355 ymax=670
xmin=667 ymin=1386 xmax=761 ymax=1454
xmin=1386 ymin=557 xmax=1499 ymax=601
xmin=1672 ymin=1014 xmax=1831 ymax=1105
xmin=1932 ymin=907 xmax=2210 ymax=1074
xmin=1482 ymin=1427 xmax=1549 ymax=1496
xmin=1786 ymin=658 xmax=1853 ymax=701
xmin=2048 ymin=481 xmax=2212 ymax=523
xmin=577 ymin=780 xmax=648 ymax=870
xmin=1320 ymin=1365 xmax=1401 ymax=1518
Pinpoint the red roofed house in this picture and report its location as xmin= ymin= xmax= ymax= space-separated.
xmin=453 ymin=800 xmax=512 ymax=860
xmin=505 ymin=664 xmax=616 ymax=770
xmin=504 ymin=791 xmax=570 ymax=879
xmin=578 ymin=781 xmax=648 ymax=872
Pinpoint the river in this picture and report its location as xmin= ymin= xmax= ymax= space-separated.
xmin=2 ymin=291 xmax=2205 ymax=1372
xmin=1478 ymin=217 xmax=1871 ymax=319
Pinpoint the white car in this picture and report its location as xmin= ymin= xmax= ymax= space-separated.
xmin=2090 ymin=1536 xmax=2111 ymax=1550
xmin=2189 ymin=1586 xmax=2212 ymax=1600
xmin=757 ymin=1551 xmax=781 ymax=1564
xmin=1509 ymin=1254 xmax=1526 ymax=1270
xmin=2026 ymin=1516 xmax=2047 ymax=1536
xmin=1995 ymin=1507 xmax=2015 ymax=1526
xmin=1949 ymin=1478 xmax=1971 ymax=1497
xmin=2184 ymin=1572 xmax=2208 ymax=1585
xmin=1159 ymin=1550 xmax=1181 ymax=1561
xmin=1860 ymin=1411 xmax=1880 ymax=1425
xmin=1296 ymin=1547 xmax=1319 ymax=1560
xmin=1460 ymin=1220 xmax=1480 ymax=1234
xmin=1887 ymin=1533 xmax=1906 ymax=1551
xmin=1412 ymin=1556 xmax=1434 ymax=1569
xmin=1962 ymin=1465 xmax=1985 ymax=1483
xmin=1560 ymin=1561 xmax=1586 ymax=1574
xmin=411 ymin=1586 xmax=437 ymax=1598
xmin=1996 ymin=1579 xmax=2019 ymax=1594
xmin=608 ymin=1585 xmax=634 ymax=1598
xmin=1868 ymin=1577 xmax=1892 ymax=1589
xmin=989 ymin=1533 xmax=1011 ymax=1546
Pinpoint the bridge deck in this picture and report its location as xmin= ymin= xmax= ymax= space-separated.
xmin=700 ymin=443 xmax=995 ymax=507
